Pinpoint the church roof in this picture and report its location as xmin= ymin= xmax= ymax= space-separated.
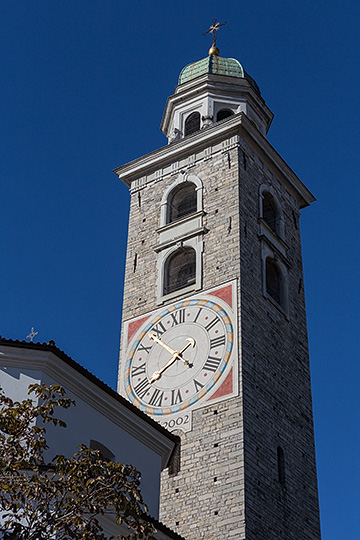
xmin=0 ymin=335 xmax=180 ymax=452
xmin=178 ymin=55 xmax=261 ymax=95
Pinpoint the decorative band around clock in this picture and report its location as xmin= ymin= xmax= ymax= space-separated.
xmin=124 ymin=298 xmax=234 ymax=415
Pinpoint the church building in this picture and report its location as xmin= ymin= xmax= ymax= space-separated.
xmin=0 ymin=336 xmax=185 ymax=539
xmin=116 ymin=23 xmax=322 ymax=540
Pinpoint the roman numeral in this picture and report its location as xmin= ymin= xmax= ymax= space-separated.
xmin=148 ymin=388 xmax=164 ymax=407
xmin=138 ymin=343 xmax=152 ymax=354
xmin=193 ymin=308 xmax=202 ymax=323
xmin=134 ymin=378 xmax=151 ymax=399
xmin=205 ymin=317 xmax=220 ymax=332
xmin=193 ymin=379 xmax=204 ymax=392
xmin=170 ymin=309 xmax=186 ymax=326
xmin=210 ymin=335 xmax=226 ymax=348
xmin=151 ymin=321 xmax=166 ymax=337
xmin=132 ymin=362 xmax=146 ymax=377
xmin=171 ymin=389 xmax=183 ymax=405
xmin=203 ymin=356 xmax=221 ymax=372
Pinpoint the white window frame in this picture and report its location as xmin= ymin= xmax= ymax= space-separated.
xmin=156 ymin=173 xmax=204 ymax=304
xmin=160 ymin=173 xmax=203 ymax=227
xmin=157 ymin=237 xmax=203 ymax=304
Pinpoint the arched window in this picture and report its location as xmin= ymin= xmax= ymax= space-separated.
xmin=277 ymin=446 xmax=286 ymax=486
xmin=168 ymin=182 xmax=197 ymax=223
xmin=263 ymin=191 xmax=279 ymax=235
xmin=259 ymin=185 xmax=285 ymax=241
xmin=184 ymin=112 xmax=200 ymax=136
xmin=160 ymin=174 xmax=203 ymax=228
xmin=90 ymin=440 xmax=115 ymax=462
xmin=164 ymin=248 xmax=196 ymax=295
xmin=216 ymin=109 xmax=234 ymax=122
xmin=266 ymin=257 xmax=282 ymax=306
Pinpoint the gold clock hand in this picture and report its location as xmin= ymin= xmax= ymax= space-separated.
xmin=149 ymin=353 xmax=178 ymax=383
xmin=177 ymin=337 xmax=196 ymax=365
xmin=149 ymin=338 xmax=196 ymax=383
xmin=148 ymin=332 xmax=177 ymax=356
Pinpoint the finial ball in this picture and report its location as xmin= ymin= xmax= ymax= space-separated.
xmin=209 ymin=45 xmax=220 ymax=56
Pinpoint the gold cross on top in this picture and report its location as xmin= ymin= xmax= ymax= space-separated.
xmin=203 ymin=19 xmax=227 ymax=46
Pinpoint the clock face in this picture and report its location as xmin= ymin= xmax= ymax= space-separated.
xmin=123 ymin=294 xmax=235 ymax=416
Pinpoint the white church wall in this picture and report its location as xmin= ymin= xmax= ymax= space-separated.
xmin=0 ymin=343 xmax=177 ymax=518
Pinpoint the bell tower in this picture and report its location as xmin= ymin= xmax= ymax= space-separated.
xmin=116 ymin=32 xmax=321 ymax=540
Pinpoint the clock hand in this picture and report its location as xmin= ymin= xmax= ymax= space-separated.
xmin=149 ymin=338 xmax=196 ymax=383
xmin=177 ymin=337 xmax=195 ymax=365
xmin=149 ymin=353 xmax=178 ymax=383
xmin=148 ymin=332 xmax=177 ymax=356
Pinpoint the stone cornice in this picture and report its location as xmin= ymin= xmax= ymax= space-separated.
xmin=114 ymin=113 xmax=315 ymax=209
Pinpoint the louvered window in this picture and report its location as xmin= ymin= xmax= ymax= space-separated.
xmin=263 ymin=192 xmax=278 ymax=234
xmin=168 ymin=183 xmax=197 ymax=223
xmin=184 ymin=112 xmax=200 ymax=136
xmin=164 ymin=248 xmax=196 ymax=295
xmin=216 ymin=109 xmax=234 ymax=122
xmin=266 ymin=257 xmax=282 ymax=306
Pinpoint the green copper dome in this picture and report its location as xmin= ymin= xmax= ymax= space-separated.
xmin=178 ymin=55 xmax=260 ymax=95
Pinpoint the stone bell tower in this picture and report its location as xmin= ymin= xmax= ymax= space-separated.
xmin=115 ymin=27 xmax=321 ymax=540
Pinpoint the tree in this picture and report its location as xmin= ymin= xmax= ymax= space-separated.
xmin=0 ymin=384 xmax=156 ymax=540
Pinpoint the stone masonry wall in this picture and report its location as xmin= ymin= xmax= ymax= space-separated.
xmin=119 ymin=143 xmax=247 ymax=540
xmin=237 ymin=140 xmax=321 ymax=540
xmin=118 ymin=129 xmax=321 ymax=540
xmin=158 ymin=147 xmax=246 ymax=540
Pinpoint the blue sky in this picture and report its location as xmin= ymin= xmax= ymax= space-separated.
xmin=1 ymin=1 xmax=359 ymax=537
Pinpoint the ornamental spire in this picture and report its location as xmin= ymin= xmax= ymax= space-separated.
xmin=202 ymin=18 xmax=227 ymax=56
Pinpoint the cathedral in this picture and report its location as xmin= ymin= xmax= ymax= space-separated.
xmin=116 ymin=22 xmax=322 ymax=540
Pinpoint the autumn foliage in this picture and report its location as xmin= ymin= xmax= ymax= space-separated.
xmin=0 ymin=384 xmax=155 ymax=539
